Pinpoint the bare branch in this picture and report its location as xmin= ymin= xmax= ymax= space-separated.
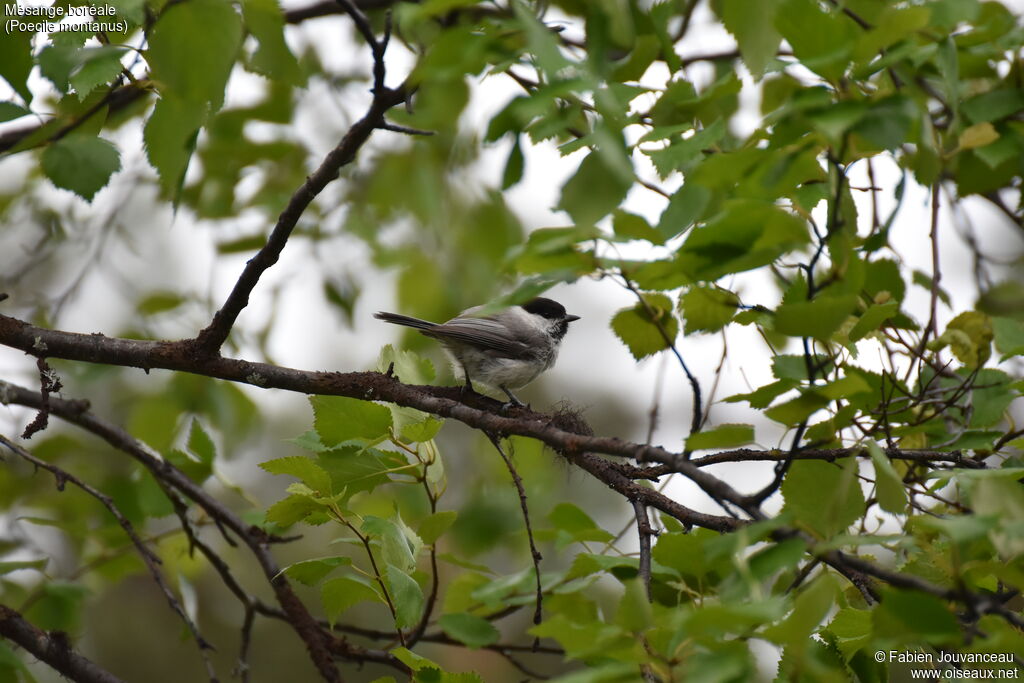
xmin=487 ymin=434 xmax=544 ymax=639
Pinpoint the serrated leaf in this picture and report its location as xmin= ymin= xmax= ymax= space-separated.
xmin=680 ymin=285 xmax=738 ymax=334
xmin=362 ymin=516 xmax=418 ymax=572
xmin=242 ymin=0 xmax=305 ymax=85
xmin=717 ymin=0 xmax=782 ymax=78
xmin=260 ymin=456 xmax=332 ymax=494
xmin=42 ymin=135 xmax=120 ymax=201
xmin=866 ymin=442 xmax=908 ymax=514
xmin=685 ymin=424 xmax=755 ymax=451
xmin=264 ymin=493 xmax=324 ymax=526
xmin=69 ymin=47 xmax=126 ymax=100
xmin=763 ymin=573 xmax=837 ymax=644
xmin=147 ymin=0 xmax=242 ymax=107
xmin=610 ymin=293 xmax=679 ymax=360
xmin=782 ymin=459 xmax=864 ymax=538
xmin=144 ymin=95 xmax=203 ymax=196
xmin=311 ymin=395 xmax=393 ymax=446
xmin=438 ymin=613 xmax=499 ymax=649
xmin=187 ymin=419 xmax=216 ymax=465
xmin=400 ymin=417 xmax=443 ymax=443
xmin=321 ymin=575 xmax=380 ymax=627
xmin=386 ymin=563 xmax=424 ymax=629
xmin=849 ymin=301 xmax=899 ymax=342
xmin=282 ymin=556 xmax=351 ymax=586
xmin=317 ymin=446 xmax=407 ymax=499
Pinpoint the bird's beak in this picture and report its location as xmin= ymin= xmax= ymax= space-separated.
xmin=565 ymin=314 xmax=581 ymax=323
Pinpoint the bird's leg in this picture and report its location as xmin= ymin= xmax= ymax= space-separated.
xmin=500 ymin=386 xmax=527 ymax=411
xmin=459 ymin=367 xmax=476 ymax=399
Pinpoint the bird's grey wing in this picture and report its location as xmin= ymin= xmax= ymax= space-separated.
xmin=424 ymin=317 xmax=533 ymax=357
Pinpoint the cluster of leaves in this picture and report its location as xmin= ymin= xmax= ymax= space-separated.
xmin=2 ymin=0 xmax=1024 ymax=682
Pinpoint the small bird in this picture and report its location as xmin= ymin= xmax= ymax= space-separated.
xmin=374 ymin=297 xmax=580 ymax=407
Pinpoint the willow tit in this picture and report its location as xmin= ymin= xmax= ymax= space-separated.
xmin=374 ymin=297 xmax=580 ymax=407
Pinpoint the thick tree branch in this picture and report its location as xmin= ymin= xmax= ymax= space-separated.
xmin=0 ymin=604 xmax=126 ymax=683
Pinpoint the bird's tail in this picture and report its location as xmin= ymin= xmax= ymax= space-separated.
xmin=373 ymin=311 xmax=438 ymax=331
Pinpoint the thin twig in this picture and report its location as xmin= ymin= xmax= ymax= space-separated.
xmin=486 ymin=433 xmax=544 ymax=642
xmin=631 ymin=500 xmax=655 ymax=600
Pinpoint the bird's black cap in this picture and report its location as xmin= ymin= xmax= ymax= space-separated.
xmin=522 ymin=297 xmax=580 ymax=322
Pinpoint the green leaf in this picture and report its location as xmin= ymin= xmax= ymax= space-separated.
xmin=775 ymin=294 xmax=858 ymax=340
xmin=69 ymin=47 xmax=126 ymax=100
xmin=242 ymin=0 xmax=305 ymax=85
xmin=0 ymin=101 xmax=30 ymax=122
xmin=42 ymin=135 xmax=121 ymax=201
xmin=38 ymin=44 xmax=78 ymax=93
xmin=763 ymin=573 xmax=837 ymax=644
xmin=362 ymin=515 xmax=419 ymax=572
xmin=26 ymin=582 xmax=90 ymax=632
xmin=612 ymin=209 xmax=663 ymax=245
xmin=680 ymin=285 xmax=738 ymax=334
xmin=685 ymin=424 xmax=755 ymax=451
xmin=147 ymin=0 xmax=242 ymax=108
xmin=655 ymin=183 xmax=711 ymax=240
xmin=775 ymin=0 xmax=854 ymax=82
xmin=849 ymin=301 xmax=899 ymax=342
xmin=418 ymin=510 xmax=457 ymax=545
xmin=716 ymin=0 xmax=782 ymax=78
xmin=282 ymin=556 xmax=352 ymax=586
xmin=993 ymin=317 xmax=1024 ymax=359
xmin=317 ymin=446 xmax=407 ymax=499
xmin=138 ymin=291 xmax=186 ymax=315
xmin=826 ymin=608 xmax=873 ymax=659
xmin=873 ymin=588 xmax=959 ymax=643
xmin=260 ymin=456 xmax=332 ymax=494
xmin=724 ymin=380 xmax=795 ymax=409
xmin=400 ymin=417 xmax=443 ymax=443
xmin=187 ymin=419 xmax=216 ymax=465
xmin=311 ymin=395 xmax=393 ymax=446
xmin=615 ymin=578 xmax=652 ymax=633
xmin=677 ymin=200 xmax=809 ymax=280
xmin=438 ymin=613 xmax=500 ymax=649
xmin=932 ymin=311 xmax=993 ymax=367
xmin=265 ymin=493 xmax=324 ymax=526
xmin=610 ymin=293 xmax=679 ymax=360
xmin=764 ymin=392 xmax=829 ymax=426
xmin=782 ymin=459 xmax=864 ymax=538
xmin=386 ymin=563 xmax=424 ymax=629
xmin=867 ymin=442 xmax=908 ymax=514
xmin=502 ymin=136 xmax=524 ymax=189
xmin=0 ymin=5 xmax=34 ymax=102
xmin=144 ymin=94 xmax=204 ymax=196
xmin=321 ymin=575 xmax=380 ymax=627
xmin=558 ymin=150 xmax=633 ymax=226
